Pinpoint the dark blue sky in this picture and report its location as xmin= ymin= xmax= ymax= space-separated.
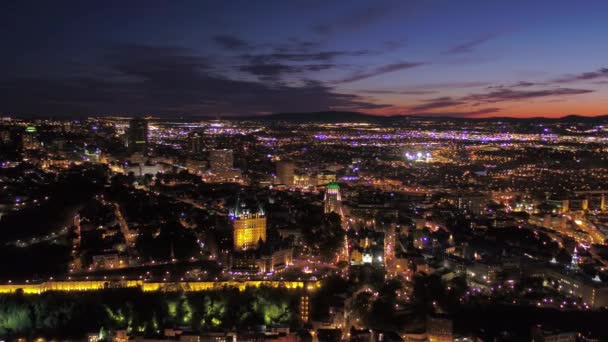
xmin=2 ymin=0 xmax=608 ymax=117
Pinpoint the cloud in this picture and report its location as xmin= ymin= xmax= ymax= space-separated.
xmin=402 ymin=81 xmax=490 ymax=90
xmin=239 ymin=62 xmax=335 ymax=80
xmin=409 ymin=97 xmax=465 ymax=111
xmin=0 ymin=44 xmax=390 ymax=116
xmin=238 ymin=47 xmax=370 ymax=81
xmin=233 ymin=39 xmax=371 ymax=81
xmin=361 ymin=89 xmax=436 ymax=95
xmin=487 ymin=81 xmax=537 ymax=89
xmin=515 ymin=81 xmax=538 ymax=87
xmin=402 ymin=86 xmax=594 ymax=115
xmin=243 ymin=50 xmax=371 ymax=64
xmin=552 ymin=67 xmax=608 ymax=83
xmin=463 ymin=87 xmax=594 ymax=103
xmin=483 ymin=67 xmax=608 ymax=90
xmin=107 ymin=45 xmax=210 ymax=80
xmin=444 ymin=34 xmax=497 ymax=54
xmin=212 ymin=34 xmax=250 ymax=50
xmin=336 ymin=62 xmax=424 ymax=83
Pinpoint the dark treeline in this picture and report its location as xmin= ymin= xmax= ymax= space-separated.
xmin=0 ymin=243 xmax=71 ymax=280
xmin=0 ymin=164 xmax=107 ymax=243
xmin=453 ymin=304 xmax=608 ymax=340
xmin=0 ymin=287 xmax=300 ymax=339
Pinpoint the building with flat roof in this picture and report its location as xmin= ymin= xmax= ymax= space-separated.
xmin=127 ymin=118 xmax=148 ymax=154
xmin=276 ymin=161 xmax=295 ymax=186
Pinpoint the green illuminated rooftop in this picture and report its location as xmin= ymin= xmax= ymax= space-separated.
xmin=326 ymin=182 xmax=340 ymax=190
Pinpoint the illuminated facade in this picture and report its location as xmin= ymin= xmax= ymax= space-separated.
xmin=231 ymin=197 xmax=267 ymax=250
xmin=540 ymin=268 xmax=608 ymax=309
xmin=0 ymin=279 xmax=321 ymax=294
xmin=209 ymin=149 xmax=236 ymax=180
xmin=300 ymin=295 xmax=310 ymax=323
xmin=456 ymin=193 xmax=487 ymax=216
xmin=209 ymin=149 xmax=233 ymax=172
xmin=324 ymin=182 xmax=342 ymax=215
xmin=294 ymin=174 xmax=312 ymax=188
xmin=427 ymin=316 xmax=453 ymax=342
xmin=231 ymin=248 xmax=293 ymax=273
xmin=276 ymin=161 xmax=295 ymax=186
xmin=22 ymin=125 xmax=41 ymax=150
xmin=91 ymin=253 xmax=129 ymax=270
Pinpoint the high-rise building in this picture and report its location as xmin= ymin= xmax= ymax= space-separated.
xmin=324 ymin=182 xmax=342 ymax=215
xmin=189 ymin=131 xmax=204 ymax=154
xmin=209 ymin=149 xmax=234 ymax=176
xmin=457 ymin=192 xmax=487 ymax=216
xmin=22 ymin=125 xmax=41 ymax=150
xmin=231 ymin=197 xmax=267 ymax=251
xmin=127 ymin=118 xmax=148 ymax=153
xmin=0 ymin=126 xmax=23 ymax=160
xmin=276 ymin=161 xmax=295 ymax=186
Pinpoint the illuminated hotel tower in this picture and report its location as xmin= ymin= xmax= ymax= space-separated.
xmin=324 ymin=182 xmax=342 ymax=215
xmin=230 ymin=197 xmax=267 ymax=251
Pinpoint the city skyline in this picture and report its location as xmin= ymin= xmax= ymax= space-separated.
xmin=2 ymin=0 xmax=608 ymax=118
xmin=1 ymin=111 xmax=608 ymax=340
xmin=3 ymin=2 xmax=608 ymax=340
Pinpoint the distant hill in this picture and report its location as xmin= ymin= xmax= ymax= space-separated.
xmin=557 ymin=114 xmax=608 ymax=122
xmin=252 ymin=111 xmax=608 ymax=123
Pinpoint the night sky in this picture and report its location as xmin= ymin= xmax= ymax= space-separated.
xmin=2 ymin=0 xmax=608 ymax=118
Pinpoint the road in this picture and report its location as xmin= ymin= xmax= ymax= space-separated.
xmin=113 ymin=202 xmax=137 ymax=248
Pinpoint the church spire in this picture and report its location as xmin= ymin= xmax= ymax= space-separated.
xmin=570 ymin=246 xmax=580 ymax=271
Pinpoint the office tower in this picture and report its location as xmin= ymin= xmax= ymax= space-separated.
xmin=230 ymin=197 xmax=266 ymax=251
xmin=324 ymin=182 xmax=342 ymax=215
xmin=209 ymin=149 xmax=233 ymax=175
xmin=22 ymin=125 xmax=41 ymax=150
xmin=189 ymin=131 xmax=204 ymax=154
xmin=0 ymin=127 xmax=22 ymax=160
xmin=276 ymin=161 xmax=295 ymax=186
xmin=0 ymin=128 xmax=10 ymax=144
xmin=457 ymin=193 xmax=487 ymax=216
xmin=127 ymin=118 xmax=148 ymax=153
